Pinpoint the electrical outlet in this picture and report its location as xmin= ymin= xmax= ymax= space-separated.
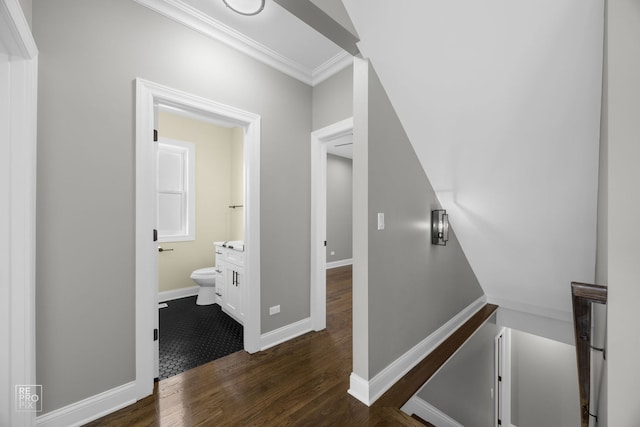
xmin=269 ymin=305 xmax=280 ymax=315
xmin=330 ymin=251 xmax=335 ymax=256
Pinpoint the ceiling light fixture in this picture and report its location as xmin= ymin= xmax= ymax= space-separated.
xmin=222 ymin=0 xmax=265 ymax=16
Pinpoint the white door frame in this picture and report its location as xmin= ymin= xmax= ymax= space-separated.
xmin=135 ymin=78 xmax=261 ymax=399
xmin=0 ymin=1 xmax=38 ymax=426
xmin=494 ymin=327 xmax=512 ymax=427
xmin=310 ymin=117 xmax=353 ymax=331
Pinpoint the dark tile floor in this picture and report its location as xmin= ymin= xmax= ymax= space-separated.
xmin=159 ymin=296 xmax=244 ymax=380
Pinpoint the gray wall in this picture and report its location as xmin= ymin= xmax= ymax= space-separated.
xmin=594 ymin=9 xmax=608 ymax=422
xmin=364 ymin=62 xmax=485 ymax=377
xmin=326 ymin=154 xmax=352 ymax=263
xmin=510 ymin=330 xmax=580 ymax=427
xmin=417 ymin=314 xmax=498 ymax=426
xmin=309 ymin=0 xmax=358 ymax=38
xmin=33 ymin=0 xmax=312 ymax=413
xmin=606 ymin=0 xmax=640 ymax=423
xmin=312 ymin=63 xmax=353 ymax=131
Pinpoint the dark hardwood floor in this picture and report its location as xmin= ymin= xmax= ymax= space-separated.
xmin=86 ymin=266 xmax=379 ymax=426
xmin=86 ymin=266 xmax=490 ymax=426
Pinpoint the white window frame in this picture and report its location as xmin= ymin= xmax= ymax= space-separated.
xmin=157 ymin=137 xmax=195 ymax=242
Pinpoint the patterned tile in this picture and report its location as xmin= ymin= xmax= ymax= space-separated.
xmin=159 ymin=297 xmax=243 ymax=380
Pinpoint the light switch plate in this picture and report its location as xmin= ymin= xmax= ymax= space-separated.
xmin=377 ymin=213 xmax=385 ymax=230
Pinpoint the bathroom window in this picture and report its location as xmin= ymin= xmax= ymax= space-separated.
xmin=157 ymin=138 xmax=195 ymax=242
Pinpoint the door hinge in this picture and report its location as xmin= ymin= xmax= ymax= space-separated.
xmin=153 ymin=229 xmax=158 ymax=242
xmin=153 ymin=129 xmax=158 ymax=142
xmin=498 ymin=375 xmax=502 ymax=382
xmin=154 ymin=328 xmax=158 ymax=341
xmin=324 ymin=240 xmax=327 ymax=247
xmin=498 ymin=419 xmax=502 ymax=426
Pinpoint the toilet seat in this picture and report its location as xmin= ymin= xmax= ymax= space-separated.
xmin=190 ymin=267 xmax=217 ymax=280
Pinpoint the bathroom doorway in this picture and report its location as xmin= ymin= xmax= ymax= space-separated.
xmin=155 ymin=109 xmax=245 ymax=379
xmin=135 ymin=79 xmax=261 ymax=399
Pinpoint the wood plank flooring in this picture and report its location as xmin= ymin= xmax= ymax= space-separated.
xmin=86 ymin=266 xmax=492 ymax=426
xmin=87 ymin=266 xmax=375 ymax=426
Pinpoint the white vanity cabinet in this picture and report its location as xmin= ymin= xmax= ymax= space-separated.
xmin=214 ymin=243 xmax=245 ymax=324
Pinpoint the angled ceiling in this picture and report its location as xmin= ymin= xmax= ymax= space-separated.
xmin=343 ymin=0 xmax=604 ymax=320
xmin=133 ymin=0 xmax=352 ymax=85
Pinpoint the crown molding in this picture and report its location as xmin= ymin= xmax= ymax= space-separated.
xmin=312 ymin=50 xmax=352 ymax=85
xmin=133 ymin=0 xmax=350 ymax=86
xmin=0 ymin=0 xmax=38 ymax=58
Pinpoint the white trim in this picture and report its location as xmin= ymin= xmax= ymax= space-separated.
xmin=326 ymin=258 xmax=352 ymax=269
xmin=132 ymin=0 xmax=351 ymax=86
xmin=494 ymin=328 xmax=512 ymax=427
xmin=157 ymin=138 xmax=196 ymax=242
xmin=0 ymin=2 xmax=38 ymax=427
xmin=35 ymin=382 xmax=136 ymax=427
xmin=136 ymin=78 xmax=261 ymax=402
xmin=260 ymin=317 xmax=312 ymax=351
xmin=348 ymin=296 xmax=487 ymax=406
xmin=401 ymin=396 xmax=463 ymax=427
xmin=158 ymin=286 xmax=199 ymax=302
xmin=311 ymin=51 xmax=353 ymax=86
xmin=310 ymin=117 xmax=353 ymax=332
xmin=347 ymin=373 xmax=370 ymax=405
xmin=0 ymin=0 xmax=38 ymax=58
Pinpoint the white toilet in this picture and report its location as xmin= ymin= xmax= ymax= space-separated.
xmin=190 ymin=267 xmax=217 ymax=305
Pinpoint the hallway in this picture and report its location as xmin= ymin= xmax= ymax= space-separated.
xmin=86 ymin=266 xmax=380 ymax=426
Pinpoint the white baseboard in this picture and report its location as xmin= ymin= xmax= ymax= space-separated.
xmin=326 ymin=258 xmax=353 ymax=269
xmin=347 ymin=373 xmax=371 ymax=405
xmin=349 ymin=295 xmax=487 ymax=406
xmin=401 ymin=396 xmax=463 ymax=427
xmin=260 ymin=317 xmax=312 ymax=351
xmin=158 ymin=286 xmax=198 ymax=302
xmin=36 ymin=381 xmax=136 ymax=427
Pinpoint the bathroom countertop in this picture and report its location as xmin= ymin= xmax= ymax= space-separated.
xmin=214 ymin=241 xmax=245 ymax=252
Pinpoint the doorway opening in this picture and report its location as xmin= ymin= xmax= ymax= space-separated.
xmin=135 ymin=78 xmax=261 ymax=399
xmin=310 ymin=118 xmax=353 ymax=330
xmin=495 ymin=327 xmax=511 ymax=427
xmin=155 ymin=109 xmax=246 ymax=379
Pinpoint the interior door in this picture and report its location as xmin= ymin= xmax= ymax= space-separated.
xmin=496 ymin=331 xmax=504 ymax=427
xmin=153 ymin=107 xmax=160 ymax=379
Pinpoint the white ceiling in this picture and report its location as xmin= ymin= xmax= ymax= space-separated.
xmin=344 ymin=0 xmax=603 ymax=322
xmin=133 ymin=0 xmax=352 ymax=85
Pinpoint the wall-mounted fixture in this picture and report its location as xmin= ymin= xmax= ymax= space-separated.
xmin=223 ymin=0 xmax=265 ymax=16
xmin=431 ymin=209 xmax=449 ymax=246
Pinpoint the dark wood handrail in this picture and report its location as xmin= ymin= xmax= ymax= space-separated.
xmin=571 ymin=282 xmax=607 ymax=427
xmin=372 ymin=304 xmax=498 ymax=424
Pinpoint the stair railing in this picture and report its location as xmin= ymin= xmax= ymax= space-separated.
xmin=571 ymin=282 xmax=607 ymax=427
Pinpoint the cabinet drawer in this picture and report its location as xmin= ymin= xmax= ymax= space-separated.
xmin=214 ymin=245 xmax=225 ymax=263
xmin=226 ymin=249 xmax=244 ymax=266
